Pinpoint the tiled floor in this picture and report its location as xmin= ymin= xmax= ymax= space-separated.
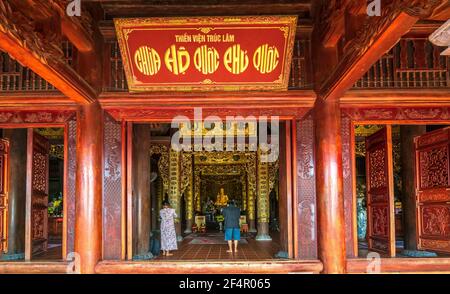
xmin=155 ymin=231 xmax=281 ymax=261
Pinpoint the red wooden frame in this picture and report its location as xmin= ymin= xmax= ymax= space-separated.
xmin=346 ymin=107 xmax=450 ymax=259
xmin=0 ymin=117 xmax=74 ymax=262
xmin=123 ymin=116 xmax=300 ymax=261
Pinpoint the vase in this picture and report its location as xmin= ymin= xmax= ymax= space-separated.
xmin=357 ymin=198 xmax=367 ymax=240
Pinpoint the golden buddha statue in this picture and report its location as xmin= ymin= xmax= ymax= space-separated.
xmin=215 ymin=188 xmax=229 ymax=207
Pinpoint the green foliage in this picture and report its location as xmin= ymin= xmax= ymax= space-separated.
xmin=48 ymin=192 xmax=63 ymax=217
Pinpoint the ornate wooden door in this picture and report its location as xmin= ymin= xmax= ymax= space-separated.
xmin=415 ymin=128 xmax=450 ymax=254
xmin=365 ymin=127 xmax=396 ymax=257
xmin=0 ymin=139 xmax=9 ymax=253
xmin=25 ymin=129 xmax=50 ymax=260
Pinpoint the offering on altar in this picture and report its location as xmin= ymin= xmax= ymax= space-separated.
xmin=214 ymin=188 xmax=229 ymax=207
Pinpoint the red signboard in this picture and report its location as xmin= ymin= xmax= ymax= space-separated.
xmin=114 ymin=16 xmax=297 ymax=92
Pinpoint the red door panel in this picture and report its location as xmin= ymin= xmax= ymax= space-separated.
xmin=415 ymin=128 xmax=450 ymax=254
xmin=365 ymin=127 xmax=396 ymax=257
xmin=25 ymin=129 xmax=50 ymax=260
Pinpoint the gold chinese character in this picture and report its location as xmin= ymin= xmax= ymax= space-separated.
xmin=253 ymin=44 xmax=279 ymax=74
xmin=134 ymin=46 xmax=161 ymax=76
xmin=194 ymin=45 xmax=219 ymax=74
xmin=224 ymin=44 xmax=249 ymax=75
xmin=164 ymin=45 xmax=190 ymax=75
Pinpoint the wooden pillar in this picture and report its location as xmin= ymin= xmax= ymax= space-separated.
xmin=400 ymin=125 xmax=426 ymax=250
xmin=3 ymin=129 xmax=27 ymax=258
xmin=132 ymin=124 xmax=151 ymax=256
xmin=314 ymin=97 xmax=346 ymax=273
xmin=278 ymin=121 xmax=292 ymax=254
xmin=75 ymin=102 xmax=103 ymax=274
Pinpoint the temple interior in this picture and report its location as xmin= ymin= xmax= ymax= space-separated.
xmin=0 ymin=128 xmax=64 ymax=261
xmin=130 ymin=122 xmax=289 ymax=261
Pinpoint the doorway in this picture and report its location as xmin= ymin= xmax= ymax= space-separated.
xmin=0 ymin=128 xmax=65 ymax=261
xmin=126 ymin=120 xmax=295 ymax=261
xmin=354 ymin=124 xmax=450 ymax=258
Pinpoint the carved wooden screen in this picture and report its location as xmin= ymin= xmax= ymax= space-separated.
xmin=103 ymin=113 xmax=123 ymax=260
xmin=365 ymin=127 xmax=396 ymax=257
xmin=415 ymin=128 xmax=450 ymax=254
xmin=296 ymin=115 xmax=317 ymax=259
xmin=25 ymin=129 xmax=50 ymax=260
xmin=0 ymin=139 xmax=9 ymax=253
xmin=65 ymin=117 xmax=77 ymax=256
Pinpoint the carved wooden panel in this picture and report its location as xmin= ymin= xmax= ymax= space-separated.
xmin=106 ymin=107 xmax=309 ymax=122
xmin=419 ymin=145 xmax=448 ymax=189
xmin=65 ymin=118 xmax=77 ymax=255
xmin=103 ymin=113 xmax=123 ymax=260
xmin=26 ymin=130 xmax=50 ymax=259
xmin=0 ymin=111 xmax=75 ymax=124
xmin=341 ymin=114 xmax=355 ymax=257
xmin=0 ymin=138 xmax=9 ymax=253
xmin=343 ymin=107 xmax=450 ymax=122
xmin=365 ymin=127 xmax=395 ymax=256
xmin=296 ymin=115 xmax=317 ymax=259
xmin=415 ymin=127 xmax=450 ymax=254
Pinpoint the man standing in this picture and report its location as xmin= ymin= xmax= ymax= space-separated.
xmin=222 ymin=200 xmax=241 ymax=253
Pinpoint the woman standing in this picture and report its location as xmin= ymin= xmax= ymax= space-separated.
xmin=160 ymin=201 xmax=178 ymax=256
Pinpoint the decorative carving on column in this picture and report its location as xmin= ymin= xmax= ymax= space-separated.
xmin=180 ymin=152 xmax=193 ymax=233
xmin=194 ymin=167 xmax=201 ymax=213
xmin=245 ymin=153 xmax=257 ymax=232
xmin=256 ymin=148 xmax=271 ymax=241
xmin=150 ymin=144 xmax=169 ymax=198
xmin=240 ymin=173 xmax=247 ymax=211
xmin=103 ymin=114 xmax=123 ymax=260
xmin=268 ymin=160 xmax=279 ymax=193
xmin=65 ymin=118 xmax=77 ymax=256
xmin=156 ymin=176 xmax=163 ymax=217
xmin=341 ymin=114 xmax=356 ymax=257
xmin=169 ymin=149 xmax=181 ymax=240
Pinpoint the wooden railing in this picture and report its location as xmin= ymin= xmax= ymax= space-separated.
xmin=0 ymin=41 xmax=75 ymax=92
xmin=289 ymin=39 xmax=312 ymax=89
xmin=354 ymin=38 xmax=449 ymax=89
xmin=105 ymin=40 xmax=128 ymax=92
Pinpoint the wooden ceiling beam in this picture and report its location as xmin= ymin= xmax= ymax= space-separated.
xmin=9 ymin=0 xmax=97 ymax=53
xmin=89 ymin=0 xmax=311 ymax=17
xmin=426 ymin=1 xmax=450 ymax=20
xmin=0 ymin=1 xmax=97 ymax=104
xmin=313 ymin=0 xmax=448 ymax=101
